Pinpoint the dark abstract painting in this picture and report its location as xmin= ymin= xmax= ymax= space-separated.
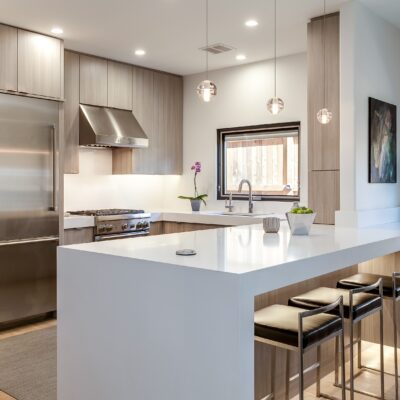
xmin=369 ymin=97 xmax=397 ymax=183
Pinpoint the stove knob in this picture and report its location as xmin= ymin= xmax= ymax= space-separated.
xmin=122 ymin=223 xmax=129 ymax=231
xmin=106 ymin=225 xmax=113 ymax=232
xmin=98 ymin=225 xmax=106 ymax=233
xmin=142 ymin=221 xmax=149 ymax=228
xmin=136 ymin=222 xmax=143 ymax=229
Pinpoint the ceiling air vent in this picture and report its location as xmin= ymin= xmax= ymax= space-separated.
xmin=200 ymin=43 xmax=235 ymax=55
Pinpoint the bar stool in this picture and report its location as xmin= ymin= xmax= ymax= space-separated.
xmin=337 ymin=272 xmax=400 ymax=400
xmin=254 ymin=297 xmax=346 ymax=400
xmin=288 ymin=279 xmax=384 ymax=400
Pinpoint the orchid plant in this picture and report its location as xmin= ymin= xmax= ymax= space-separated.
xmin=178 ymin=161 xmax=208 ymax=205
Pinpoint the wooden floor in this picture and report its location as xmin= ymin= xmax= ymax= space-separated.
xmin=302 ymin=341 xmax=398 ymax=400
xmin=0 ymin=319 xmax=56 ymax=400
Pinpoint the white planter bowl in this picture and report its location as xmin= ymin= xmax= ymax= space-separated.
xmin=286 ymin=212 xmax=316 ymax=235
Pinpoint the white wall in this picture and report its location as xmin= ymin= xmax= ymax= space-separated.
xmin=176 ymin=53 xmax=308 ymax=214
xmin=64 ymin=53 xmax=308 ymax=213
xmin=337 ymin=0 xmax=400 ymax=227
xmin=64 ymin=149 xmax=181 ymax=211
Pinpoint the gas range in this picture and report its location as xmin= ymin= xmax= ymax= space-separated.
xmin=69 ymin=209 xmax=151 ymax=241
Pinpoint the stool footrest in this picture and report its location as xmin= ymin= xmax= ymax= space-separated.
xmin=360 ymin=363 xmax=398 ymax=378
xmin=289 ymin=362 xmax=320 ymax=383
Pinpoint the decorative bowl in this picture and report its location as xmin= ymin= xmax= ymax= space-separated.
xmin=263 ymin=217 xmax=280 ymax=233
xmin=286 ymin=212 xmax=316 ymax=235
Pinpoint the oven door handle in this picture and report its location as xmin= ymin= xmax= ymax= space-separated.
xmin=95 ymin=231 xmax=149 ymax=241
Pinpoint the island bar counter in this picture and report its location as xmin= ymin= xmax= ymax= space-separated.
xmin=57 ymin=222 xmax=400 ymax=400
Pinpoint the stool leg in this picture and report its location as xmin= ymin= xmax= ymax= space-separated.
xmin=334 ymin=335 xmax=339 ymax=386
xmin=357 ymin=321 xmax=362 ymax=370
xmin=394 ymin=296 xmax=399 ymax=400
xmin=349 ymin=320 xmax=355 ymax=400
xmin=380 ymin=306 xmax=385 ymax=400
xmin=340 ymin=331 xmax=346 ymax=400
xmin=270 ymin=347 xmax=276 ymax=399
xmin=285 ymin=350 xmax=290 ymax=400
xmin=299 ymin=348 xmax=304 ymax=400
xmin=316 ymin=345 xmax=321 ymax=397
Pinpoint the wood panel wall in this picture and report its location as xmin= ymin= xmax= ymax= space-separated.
xmin=308 ymin=13 xmax=340 ymax=225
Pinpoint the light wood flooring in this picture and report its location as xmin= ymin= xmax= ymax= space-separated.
xmin=0 ymin=319 xmax=56 ymax=400
xmin=302 ymin=341 xmax=399 ymax=400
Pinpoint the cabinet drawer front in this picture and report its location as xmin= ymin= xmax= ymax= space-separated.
xmin=18 ymin=30 xmax=62 ymax=98
xmin=64 ymin=228 xmax=94 ymax=245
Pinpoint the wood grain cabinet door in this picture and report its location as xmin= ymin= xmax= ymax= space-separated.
xmin=79 ymin=54 xmax=107 ymax=106
xmin=107 ymin=61 xmax=132 ymax=110
xmin=18 ymin=30 xmax=62 ymax=98
xmin=0 ymin=24 xmax=17 ymax=91
xmin=112 ymin=68 xmax=183 ymax=175
xmin=64 ymin=51 xmax=80 ymax=174
xmin=63 ymin=228 xmax=94 ymax=245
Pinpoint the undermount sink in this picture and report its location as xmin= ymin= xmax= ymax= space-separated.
xmin=207 ymin=211 xmax=273 ymax=217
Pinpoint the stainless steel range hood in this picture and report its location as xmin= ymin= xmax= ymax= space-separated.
xmin=79 ymin=104 xmax=149 ymax=148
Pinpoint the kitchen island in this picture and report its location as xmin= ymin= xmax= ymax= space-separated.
xmin=57 ymin=222 xmax=400 ymax=400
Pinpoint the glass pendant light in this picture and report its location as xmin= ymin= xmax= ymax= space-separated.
xmin=317 ymin=0 xmax=333 ymax=124
xmin=267 ymin=0 xmax=284 ymax=115
xmin=197 ymin=0 xmax=217 ymax=102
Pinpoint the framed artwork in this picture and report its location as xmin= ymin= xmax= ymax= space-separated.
xmin=369 ymin=97 xmax=397 ymax=183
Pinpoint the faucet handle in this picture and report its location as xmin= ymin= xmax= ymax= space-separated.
xmin=225 ymin=192 xmax=235 ymax=212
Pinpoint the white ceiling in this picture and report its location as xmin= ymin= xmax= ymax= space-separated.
xmin=1 ymin=0 xmax=391 ymax=76
xmin=359 ymin=0 xmax=400 ymax=30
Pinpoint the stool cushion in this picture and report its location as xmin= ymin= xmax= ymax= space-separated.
xmin=337 ymin=273 xmax=400 ymax=298
xmin=254 ymin=304 xmax=342 ymax=349
xmin=288 ymin=287 xmax=382 ymax=321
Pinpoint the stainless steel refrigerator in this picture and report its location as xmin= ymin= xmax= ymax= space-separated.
xmin=0 ymin=93 xmax=59 ymax=324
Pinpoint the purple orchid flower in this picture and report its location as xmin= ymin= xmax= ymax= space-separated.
xmin=178 ymin=161 xmax=208 ymax=206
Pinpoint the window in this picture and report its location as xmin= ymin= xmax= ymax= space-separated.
xmin=217 ymin=122 xmax=300 ymax=201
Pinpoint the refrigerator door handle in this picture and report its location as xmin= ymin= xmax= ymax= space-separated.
xmin=49 ymin=125 xmax=58 ymax=212
xmin=0 ymin=236 xmax=59 ymax=247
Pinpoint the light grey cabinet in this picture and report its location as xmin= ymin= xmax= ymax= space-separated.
xmin=18 ymin=29 xmax=63 ymax=98
xmin=79 ymin=54 xmax=107 ymax=106
xmin=0 ymin=24 xmax=17 ymax=92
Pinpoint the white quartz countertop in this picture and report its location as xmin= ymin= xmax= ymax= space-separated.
xmin=62 ymin=221 xmax=400 ymax=276
xmin=64 ymin=210 xmax=285 ymax=229
xmin=63 ymin=215 xmax=95 ymax=229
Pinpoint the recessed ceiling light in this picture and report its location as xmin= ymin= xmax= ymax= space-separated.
xmin=51 ymin=27 xmax=63 ymax=35
xmin=135 ymin=49 xmax=146 ymax=56
xmin=245 ymin=20 xmax=258 ymax=27
xmin=236 ymin=54 xmax=246 ymax=61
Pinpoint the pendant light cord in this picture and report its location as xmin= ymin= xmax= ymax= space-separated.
xmin=206 ymin=0 xmax=209 ymax=80
xmin=274 ymin=0 xmax=277 ymax=97
xmin=323 ymin=0 xmax=326 ymax=108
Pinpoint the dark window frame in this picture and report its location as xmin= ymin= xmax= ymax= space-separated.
xmin=217 ymin=121 xmax=301 ymax=202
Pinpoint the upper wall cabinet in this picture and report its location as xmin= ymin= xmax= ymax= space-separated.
xmin=308 ymin=14 xmax=340 ymax=171
xmin=0 ymin=24 xmax=17 ymax=92
xmin=107 ymin=61 xmax=132 ymax=110
xmin=112 ymin=68 xmax=183 ymax=175
xmin=79 ymin=54 xmax=107 ymax=106
xmin=64 ymin=51 xmax=80 ymax=174
xmin=18 ymin=30 xmax=63 ymax=99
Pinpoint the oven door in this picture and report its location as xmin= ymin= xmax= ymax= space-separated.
xmin=94 ymin=230 xmax=149 ymax=241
